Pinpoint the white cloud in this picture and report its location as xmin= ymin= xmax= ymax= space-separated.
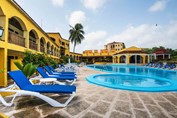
xmin=148 ymin=0 xmax=169 ymax=12
xmin=71 ymin=21 xmax=177 ymax=53
xmin=71 ymin=30 xmax=107 ymax=53
xmin=52 ymin=0 xmax=64 ymax=7
xmin=81 ymin=0 xmax=106 ymax=10
xmin=68 ymin=11 xmax=86 ymax=26
xmin=15 ymin=0 xmax=25 ymax=6
xmin=105 ymin=21 xmax=177 ymax=49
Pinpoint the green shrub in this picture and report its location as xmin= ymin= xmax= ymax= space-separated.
xmin=22 ymin=50 xmax=58 ymax=67
xmin=14 ymin=62 xmax=38 ymax=78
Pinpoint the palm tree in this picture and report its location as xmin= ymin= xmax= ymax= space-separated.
xmin=69 ymin=23 xmax=85 ymax=52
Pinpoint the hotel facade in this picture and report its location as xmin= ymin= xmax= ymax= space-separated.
xmin=0 ymin=0 xmax=81 ymax=86
xmin=0 ymin=0 xmax=154 ymax=87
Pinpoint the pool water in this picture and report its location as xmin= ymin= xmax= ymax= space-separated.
xmin=96 ymin=74 xmax=170 ymax=87
xmin=87 ymin=64 xmax=177 ymax=80
xmin=86 ymin=64 xmax=177 ymax=92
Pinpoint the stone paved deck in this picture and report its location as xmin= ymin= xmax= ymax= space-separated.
xmin=1 ymin=67 xmax=177 ymax=118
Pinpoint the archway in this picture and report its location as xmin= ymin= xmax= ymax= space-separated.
xmin=119 ymin=55 xmax=126 ymax=63
xmin=51 ymin=45 xmax=54 ymax=55
xmin=8 ymin=16 xmax=27 ymax=47
xmin=40 ymin=37 xmax=46 ymax=53
xmin=130 ymin=55 xmax=143 ymax=64
xmin=47 ymin=42 xmax=50 ymax=54
xmin=29 ymin=29 xmax=38 ymax=51
xmin=145 ymin=55 xmax=148 ymax=63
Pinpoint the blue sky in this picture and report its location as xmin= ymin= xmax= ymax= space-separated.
xmin=15 ymin=0 xmax=177 ymax=53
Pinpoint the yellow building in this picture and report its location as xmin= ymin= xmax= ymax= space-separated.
xmin=113 ymin=46 xmax=148 ymax=64
xmin=0 ymin=0 xmax=69 ymax=86
xmin=47 ymin=32 xmax=70 ymax=56
xmin=82 ymin=49 xmax=113 ymax=64
xmin=70 ymin=52 xmax=82 ymax=62
xmin=104 ymin=41 xmax=125 ymax=53
xmin=47 ymin=33 xmax=82 ymax=62
xmin=82 ymin=41 xmax=125 ymax=64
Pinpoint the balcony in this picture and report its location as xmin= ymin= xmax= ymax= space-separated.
xmin=29 ymin=40 xmax=38 ymax=51
xmin=40 ymin=46 xmax=45 ymax=53
xmin=8 ymin=30 xmax=25 ymax=47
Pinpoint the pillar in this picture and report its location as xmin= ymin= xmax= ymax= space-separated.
xmin=163 ymin=54 xmax=165 ymax=59
xmin=0 ymin=48 xmax=7 ymax=86
xmin=154 ymin=54 xmax=157 ymax=60
xmin=112 ymin=56 xmax=115 ymax=63
xmin=147 ymin=55 xmax=150 ymax=63
xmin=37 ymin=38 xmax=40 ymax=51
xmin=117 ymin=56 xmax=120 ymax=63
xmin=143 ymin=55 xmax=146 ymax=64
xmin=126 ymin=54 xmax=130 ymax=64
xmin=24 ymin=30 xmax=29 ymax=48
xmin=135 ymin=55 xmax=137 ymax=64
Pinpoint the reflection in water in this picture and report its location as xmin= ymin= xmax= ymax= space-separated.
xmin=90 ymin=65 xmax=177 ymax=80
xmin=95 ymin=75 xmax=170 ymax=87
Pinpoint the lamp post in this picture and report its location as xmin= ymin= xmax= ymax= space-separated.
xmin=0 ymin=27 xmax=4 ymax=37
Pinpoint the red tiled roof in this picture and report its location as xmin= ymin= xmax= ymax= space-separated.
xmin=154 ymin=49 xmax=169 ymax=54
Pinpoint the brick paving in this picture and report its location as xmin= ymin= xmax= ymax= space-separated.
xmin=1 ymin=67 xmax=177 ymax=118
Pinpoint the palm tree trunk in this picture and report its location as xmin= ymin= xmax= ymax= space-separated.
xmin=73 ymin=40 xmax=76 ymax=52
xmin=73 ymin=46 xmax=75 ymax=52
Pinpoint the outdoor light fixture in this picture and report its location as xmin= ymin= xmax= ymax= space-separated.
xmin=0 ymin=27 xmax=4 ymax=37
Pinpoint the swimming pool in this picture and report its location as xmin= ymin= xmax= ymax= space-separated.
xmin=86 ymin=64 xmax=177 ymax=92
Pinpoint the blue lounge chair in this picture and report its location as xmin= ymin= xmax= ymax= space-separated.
xmin=0 ymin=70 xmax=76 ymax=107
xmin=148 ymin=63 xmax=154 ymax=67
xmin=49 ymin=66 xmax=75 ymax=74
xmin=44 ymin=66 xmax=76 ymax=76
xmin=36 ymin=67 xmax=76 ymax=84
xmin=145 ymin=63 xmax=151 ymax=66
xmin=153 ymin=63 xmax=159 ymax=68
xmin=163 ymin=64 xmax=170 ymax=69
xmin=170 ymin=64 xmax=176 ymax=69
xmin=158 ymin=63 xmax=164 ymax=68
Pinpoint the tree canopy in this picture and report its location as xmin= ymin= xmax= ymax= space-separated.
xmin=69 ymin=23 xmax=85 ymax=52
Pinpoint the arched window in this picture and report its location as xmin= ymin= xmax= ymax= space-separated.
xmin=119 ymin=55 xmax=126 ymax=63
xmin=47 ymin=42 xmax=50 ymax=54
xmin=29 ymin=30 xmax=38 ymax=51
xmin=8 ymin=16 xmax=27 ymax=47
xmin=40 ymin=37 xmax=46 ymax=53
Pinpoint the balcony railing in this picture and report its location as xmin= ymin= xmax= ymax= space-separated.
xmin=40 ymin=46 xmax=45 ymax=53
xmin=8 ymin=30 xmax=25 ymax=47
xmin=29 ymin=40 xmax=38 ymax=51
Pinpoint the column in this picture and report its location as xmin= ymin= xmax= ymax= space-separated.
xmin=135 ymin=55 xmax=137 ymax=64
xmin=24 ymin=30 xmax=29 ymax=48
xmin=142 ymin=55 xmax=146 ymax=64
xmin=113 ymin=56 xmax=115 ymax=63
xmin=37 ymin=38 xmax=40 ymax=51
xmin=163 ymin=54 xmax=165 ymax=59
xmin=117 ymin=55 xmax=120 ymax=63
xmin=0 ymin=48 xmax=7 ymax=86
xmin=154 ymin=54 xmax=157 ymax=60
